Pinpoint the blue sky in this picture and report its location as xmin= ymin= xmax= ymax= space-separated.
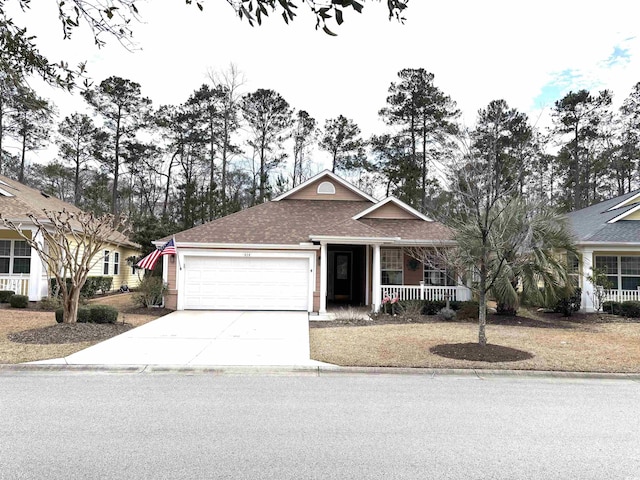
xmin=534 ymin=40 xmax=636 ymax=112
xmin=8 ymin=0 xmax=640 ymax=170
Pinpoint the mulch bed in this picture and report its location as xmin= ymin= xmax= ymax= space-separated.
xmin=311 ymin=310 xmax=639 ymax=329
xmin=430 ymin=343 xmax=534 ymax=362
xmin=8 ymin=323 xmax=134 ymax=344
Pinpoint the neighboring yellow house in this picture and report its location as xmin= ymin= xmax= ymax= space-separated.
xmin=0 ymin=175 xmax=142 ymax=301
xmin=567 ymin=189 xmax=640 ymax=311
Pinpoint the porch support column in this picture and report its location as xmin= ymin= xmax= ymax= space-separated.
xmin=365 ymin=245 xmax=371 ymax=306
xmin=580 ymin=248 xmax=595 ymax=312
xmin=319 ymin=242 xmax=327 ymax=314
xmin=28 ymin=228 xmax=44 ymax=301
xmin=372 ymin=244 xmax=381 ymax=312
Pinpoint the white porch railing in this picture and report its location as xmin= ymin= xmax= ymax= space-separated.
xmin=603 ymin=289 xmax=640 ymax=303
xmin=0 ymin=276 xmax=29 ymax=296
xmin=381 ymin=284 xmax=472 ymax=302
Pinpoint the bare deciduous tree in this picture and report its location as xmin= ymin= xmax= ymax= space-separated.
xmin=1 ymin=210 xmax=128 ymax=323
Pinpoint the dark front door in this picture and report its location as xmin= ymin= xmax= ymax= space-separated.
xmin=333 ymin=252 xmax=352 ymax=302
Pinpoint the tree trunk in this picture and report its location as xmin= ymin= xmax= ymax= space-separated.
xmin=478 ymin=289 xmax=487 ymax=347
xmin=112 ymin=108 xmax=122 ymax=215
xmin=74 ymin=134 xmax=81 ymax=206
xmin=221 ymin=114 xmax=229 ymax=211
xmin=478 ymin=256 xmax=488 ymax=347
xmin=209 ymin=117 xmax=215 ymax=221
xmin=19 ymin=126 xmax=26 ymax=183
xmin=63 ymin=286 xmax=82 ymax=323
xmin=259 ymin=137 xmax=266 ymax=203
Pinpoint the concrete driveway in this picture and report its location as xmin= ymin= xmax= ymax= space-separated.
xmin=42 ymin=311 xmax=324 ymax=366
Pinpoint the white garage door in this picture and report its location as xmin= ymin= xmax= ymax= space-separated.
xmin=183 ymin=256 xmax=310 ymax=310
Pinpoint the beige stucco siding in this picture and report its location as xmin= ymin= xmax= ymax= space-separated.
xmin=286 ymin=178 xmax=368 ymax=201
xmin=164 ymin=255 xmax=178 ymax=310
xmin=313 ymin=250 xmax=320 ymax=311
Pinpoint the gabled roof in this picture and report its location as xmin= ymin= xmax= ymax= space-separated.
xmin=273 ymin=170 xmax=377 ymax=203
xmin=567 ymin=189 xmax=640 ymax=243
xmin=168 ymin=200 xmax=453 ymax=246
xmin=165 ymin=172 xmax=453 ymax=247
xmin=0 ymin=174 xmax=140 ymax=250
xmin=352 ymin=197 xmax=433 ymax=222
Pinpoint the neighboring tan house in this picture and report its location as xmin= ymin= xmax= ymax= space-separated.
xmin=158 ymin=170 xmax=471 ymax=315
xmin=0 ymin=175 xmax=142 ymax=300
xmin=567 ymin=189 xmax=640 ymax=311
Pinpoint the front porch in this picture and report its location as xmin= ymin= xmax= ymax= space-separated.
xmin=317 ymin=241 xmax=472 ymax=314
xmin=381 ymin=284 xmax=472 ymax=302
xmin=0 ymin=231 xmax=47 ymax=301
xmin=577 ymin=248 xmax=640 ymax=312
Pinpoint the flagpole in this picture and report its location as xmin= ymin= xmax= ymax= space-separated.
xmin=174 ymin=235 xmax=182 ymax=271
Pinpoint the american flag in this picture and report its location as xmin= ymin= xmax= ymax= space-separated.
xmin=136 ymin=238 xmax=177 ymax=270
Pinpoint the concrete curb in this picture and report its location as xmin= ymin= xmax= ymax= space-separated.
xmin=1 ymin=363 xmax=639 ymax=381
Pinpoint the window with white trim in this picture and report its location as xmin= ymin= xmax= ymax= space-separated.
xmin=0 ymin=240 xmax=11 ymax=274
xmin=103 ymin=250 xmax=110 ymax=275
xmin=567 ymin=252 xmax=580 ymax=287
xmin=423 ymin=253 xmax=455 ymax=286
xmin=113 ymin=252 xmax=120 ymax=275
xmin=381 ymin=248 xmax=403 ymax=285
xmin=317 ymin=181 xmax=336 ymax=195
xmin=13 ymin=241 xmax=31 ymax=274
xmin=0 ymin=240 xmax=31 ymax=274
xmin=595 ymin=255 xmax=640 ymax=290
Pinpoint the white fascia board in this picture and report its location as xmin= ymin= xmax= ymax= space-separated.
xmin=352 ymin=196 xmax=433 ymax=222
xmin=272 ymin=169 xmax=378 ymax=203
xmin=309 ymin=235 xmax=401 ymax=245
xmin=607 ymin=203 xmax=640 ymax=223
xmin=607 ymin=191 xmax=640 ymax=211
xmin=394 ymin=239 xmax=457 ymax=246
xmin=155 ymin=241 xmax=320 ymax=250
xmin=576 ymin=241 xmax=640 ymax=249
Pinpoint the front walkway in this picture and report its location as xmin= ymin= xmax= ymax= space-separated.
xmin=34 ymin=311 xmax=326 ymax=366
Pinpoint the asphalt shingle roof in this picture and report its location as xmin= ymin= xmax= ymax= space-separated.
xmin=170 ymin=199 xmax=453 ymax=245
xmin=566 ymin=189 xmax=640 ymax=243
xmin=0 ymin=174 xmax=139 ymax=249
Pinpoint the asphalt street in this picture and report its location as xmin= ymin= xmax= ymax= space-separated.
xmin=1 ymin=372 xmax=639 ymax=479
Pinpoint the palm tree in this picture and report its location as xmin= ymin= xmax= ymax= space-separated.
xmin=457 ymin=195 xmax=576 ymax=346
xmin=487 ymin=197 xmax=576 ymax=316
xmin=408 ymin=196 xmax=576 ymax=347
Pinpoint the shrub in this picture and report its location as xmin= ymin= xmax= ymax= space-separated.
xmin=422 ymin=300 xmax=446 ymax=315
xmin=602 ymin=301 xmax=622 ymax=315
xmin=553 ymin=287 xmax=581 ymax=317
xmin=619 ymin=301 xmax=640 ymax=318
xmin=37 ymin=296 xmax=62 ymax=311
xmin=496 ymin=302 xmax=517 ymax=316
xmin=133 ymin=276 xmax=167 ymax=308
xmin=94 ymin=276 xmax=113 ymax=294
xmin=77 ymin=306 xmax=91 ymax=323
xmin=9 ymin=294 xmax=28 ymax=308
xmin=397 ymin=300 xmax=424 ymax=321
xmin=333 ymin=306 xmax=370 ymax=323
xmin=0 ymin=290 xmax=15 ymax=303
xmin=49 ymin=276 xmax=114 ymax=299
xmin=55 ymin=306 xmax=105 ymax=323
xmin=456 ymin=301 xmax=479 ymax=319
xmin=89 ymin=305 xmax=119 ymax=324
xmin=437 ymin=307 xmax=456 ymax=321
